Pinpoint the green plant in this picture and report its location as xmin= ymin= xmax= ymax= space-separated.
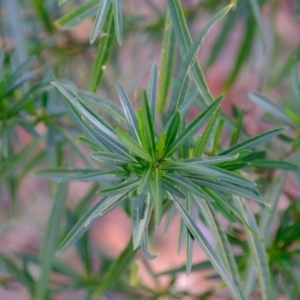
xmin=1 ymin=1 xmax=300 ymax=299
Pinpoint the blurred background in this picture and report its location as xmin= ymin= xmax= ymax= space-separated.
xmin=1 ymin=0 xmax=300 ymax=299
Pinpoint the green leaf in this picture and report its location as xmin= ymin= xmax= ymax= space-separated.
xmin=291 ymin=58 xmax=300 ymax=110
xmin=117 ymin=83 xmax=141 ymax=143
xmin=235 ymin=197 xmax=274 ymax=300
xmin=112 ymin=0 xmax=122 ymax=45
xmin=35 ymin=184 xmax=67 ymax=300
xmin=194 ymin=107 xmax=220 ymax=157
xmin=92 ymin=240 xmax=138 ymax=297
xmin=90 ymin=6 xmax=115 ymax=92
xmin=141 ymin=91 xmax=156 ymax=159
xmin=116 ymin=129 xmax=153 ymax=162
xmin=141 ymin=228 xmax=158 ymax=260
xmin=251 ymin=160 xmax=299 ymax=170
xmin=249 ymin=91 xmax=297 ymax=127
xmin=220 ymin=127 xmax=285 ymax=155
xmin=259 ymin=172 xmax=286 ymax=243
xmin=91 ymin=152 xmax=135 ymax=166
xmin=151 ymin=169 xmax=162 ymax=227
xmin=90 ymin=0 xmax=112 ymax=44
xmin=162 ymin=161 xmax=220 ymax=177
xmin=57 ymin=194 xmax=126 ymax=253
xmin=0 ymin=253 xmax=34 ymax=290
xmin=187 ymin=176 xmax=266 ymax=206
xmin=173 ymin=198 xmax=242 ymax=300
xmin=164 ymin=173 xmax=213 ymax=202
xmin=167 ymin=5 xmax=232 ymax=118
xmin=181 ymin=154 xmax=239 ymax=165
xmin=157 ymin=10 xmax=176 ymax=113
xmin=55 ymin=0 xmax=98 ymax=29
xmin=196 ymin=200 xmax=243 ymax=298
xmin=212 ymin=118 xmax=225 ymax=154
xmin=231 ymin=109 xmax=244 ymax=145
xmin=162 ymin=111 xmax=181 ymax=154
xmin=58 ymin=0 xmax=68 ymax=5
xmin=224 ymin=15 xmax=256 ymax=90
xmin=79 ymin=90 xmax=126 ymax=125
xmin=147 ymin=63 xmax=158 ymax=122
xmin=249 ymin=0 xmax=265 ymax=51
xmin=168 ymin=0 xmax=221 ymax=105
xmin=137 ymin=166 xmax=152 ymax=195
xmin=35 ymin=168 xmax=122 ymax=182
xmin=98 ymin=179 xmax=139 ymax=196
xmin=0 ymin=138 xmax=41 ymax=182
xmin=165 ymin=97 xmax=222 ymax=157
xmin=133 ymin=194 xmax=153 ymax=249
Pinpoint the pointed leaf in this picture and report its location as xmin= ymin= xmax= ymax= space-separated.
xmin=112 ymin=0 xmax=122 ymax=44
xmin=173 ymin=198 xmax=242 ymax=300
xmin=147 ymin=63 xmax=158 ymax=121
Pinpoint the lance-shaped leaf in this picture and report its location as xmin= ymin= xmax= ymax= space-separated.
xmin=137 ymin=166 xmax=152 ymax=195
xmin=116 ymin=129 xmax=153 ymax=162
xmin=187 ymin=176 xmax=266 ymax=206
xmin=91 ymin=152 xmax=136 ymax=166
xmin=162 ymin=161 xmax=220 ymax=177
xmin=90 ymin=6 xmax=115 ymax=92
xmin=117 ymin=83 xmax=140 ymax=143
xmin=147 ymin=63 xmax=158 ymax=121
xmin=133 ymin=194 xmax=153 ymax=249
xmin=151 ymin=169 xmax=162 ymax=227
xmin=249 ymin=92 xmax=297 ymax=127
xmin=141 ymin=91 xmax=156 ymax=159
xmin=76 ymin=98 xmax=116 ymax=139
xmin=35 ymin=184 xmax=67 ymax=300
xmin=167 ymin=5 xmax=231 ymax=118
xmin=57 ymin=194 xmax=126 ymax=253
xmin=291 ymin=59 xmax=300 ymax=110
xmin=90 ymin=0 xmax=112 ymax=44
xmin=181 ymin=154 xmax=239 ymax=165
xmin=97 ymin=179 xmax=139 ymax=196
xmin=161 ymin=111 xmax=181 ymax=154
xmin=195 ymin=107 xmax=220 ymax=157
xmin=173 ymin=198 xmax=242 ymax=300
xmin=35 ymin=168 xmax=122 ymax=182
xmin=165 ymin=97 xmax=222 ymax=157
xmin=141 ymin=228 xmax=158 ymax=260
xmin=157 ymin=10 xmax=176 ymax=113
xmin=235 ymin=197 xmax=274 ymax=300
xmin=112 ymin=0 xmax=122 ymax=45
xmin=250 ymin=160 xmax=299 ymax=170
xmin=55 ymin=0 xmax=98 ymax=29
xmin=164 ymin=174 xmax=213 ymax=202
xmin=220 ymin=127 xmax=285 ymax=155
xmin=196 ymin=199 xmax=243 ymax=298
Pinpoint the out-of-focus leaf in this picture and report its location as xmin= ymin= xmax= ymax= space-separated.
xmin=291 ymin=59 xmax=300 ymax=111
xmin=224 ymin=15 xmax=255 ymax=90
xmin=249 ymin=91 xmax=297 ymax=127
xmin=57 ymin=194 xmax=126 ymax=253
xmin=35 ymin=168 xmax=122 ymax=182
xmin=93 ymin=241 xmax=138 ymax=297
xmin=251 ymin=160 xmax=299 ymax=170
xmin=35 ymin=184 xmax=68 ymax=300
xmin=55 ymin=0 xmax=98 ymax=29
xmin=235 ymin=197 xmax=274 ymax=300
xmin=90 ymin=6 xmax=115 ymax=92
xmin=249 ymin=0 xmax=265 ymax=50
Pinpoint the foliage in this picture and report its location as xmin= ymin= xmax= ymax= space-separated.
xmin=1 ymin=0 xmax=300 ymax=299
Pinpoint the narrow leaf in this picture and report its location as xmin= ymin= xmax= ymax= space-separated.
xmin=112 ymin=0 xmax=122 ymax=44
xmin=220 ymin=127 xmax=285 ymax=155
xmin=173 ymin=198 xmax=242 ymax=300
xmin=147 ymin=63 xmax=158 ymax=121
